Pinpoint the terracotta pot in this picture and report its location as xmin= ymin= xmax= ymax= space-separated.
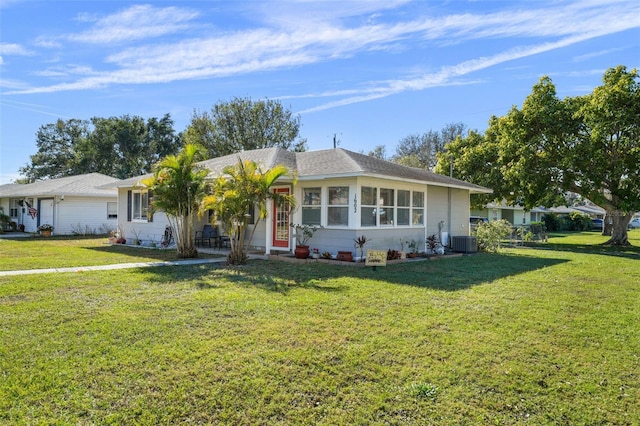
xmin=40 ymin=230 xmax=52 ymax=237
xmin=294 ymin=245 xmax=310 ymax=259
xmin=337 ymin=251 xmax=353 ymax=262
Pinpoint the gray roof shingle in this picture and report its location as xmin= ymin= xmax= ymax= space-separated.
xmin=105 ymin=147 xmax=491 ymax=194
xmin=0 ymin=173 xmax=118 ymax=198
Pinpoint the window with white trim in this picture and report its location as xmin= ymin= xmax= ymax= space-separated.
xmin=301 ymin=187 xmax=321 ymax=225
xmin=328 ymin=186 xmax=349 ymax=226
xmin=379 ymin=188 xmax=394 ymax=225
xmin=9 ymin=199 xmax=19 ymax=217
xmin=361 ymin=186 xmax=377 ymax=227
xmin=397 ymin=190 xmax=410 ymax=225
xmin=412 ymin=191 xmax=424 ymax=225
xmin=132 ymin=191 xmax=148 ymax=221
xmin=107 ymin=202 xmax=117 ymax=219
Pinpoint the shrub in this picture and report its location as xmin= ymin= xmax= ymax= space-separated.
xmin=476 ymin=219 xmax=512 ymax=252
xmin=567 ymin=212 xmax=592 ymax=231
xmin=542 ymin=213 xmax=561 ymax=231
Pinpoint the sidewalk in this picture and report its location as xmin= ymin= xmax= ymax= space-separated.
xmin=0 ymin=258 xmax=227 ymax=277
xmin=0 ymin=249 xmax=271 ymax=276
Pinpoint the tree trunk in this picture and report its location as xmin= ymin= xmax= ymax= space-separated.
xmin=603 ymin=213 xmax=631 ymax=246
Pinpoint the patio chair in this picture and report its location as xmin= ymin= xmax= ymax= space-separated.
xmin=195 ymin=224 xmax=218 ymax=248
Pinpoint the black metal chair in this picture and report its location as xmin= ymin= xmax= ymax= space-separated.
xmin=195 ymin=224 xmax=217 ymax=247
xmin=162 ymin=226 xmax=174 ymax=247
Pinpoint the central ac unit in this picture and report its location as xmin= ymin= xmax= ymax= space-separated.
xmin=451 ymin=236 xmax=477 ymax=253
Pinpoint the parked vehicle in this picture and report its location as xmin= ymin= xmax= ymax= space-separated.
xmin=591 ymin=218 xmax=603 ymax=230
xmin=628 ymin=218 xmax=640 ymax=229
xmin=470 ymin=216 xmax=489 ymax=225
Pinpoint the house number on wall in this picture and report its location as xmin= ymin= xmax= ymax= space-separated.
xmin=353 ymin=193 xmax=358 ymax=213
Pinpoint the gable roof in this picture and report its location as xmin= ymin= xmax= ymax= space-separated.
xmin=108 ymin=147 xmax=492 ymax=194
xmin=0 ymin=173 xmax=118 ymax=198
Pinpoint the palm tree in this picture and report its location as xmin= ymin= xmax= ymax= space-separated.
xmin=141 ymin=144 xmax=209 ymax=258
xmin=204 ymin=158 xmax=295 ymax=265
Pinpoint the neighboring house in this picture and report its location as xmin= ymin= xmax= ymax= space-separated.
xmin=472 ymin=202 xmax=607 ymax=226
xmin=0 ymin=173 xmax=119 ymax=235
xmin=109 ymin=147 xmax=492 ymax=254
xmin=472 ymin=202 xmax=531 ymax=226
xmin=530 ymin=204 xmax=606 ymax=222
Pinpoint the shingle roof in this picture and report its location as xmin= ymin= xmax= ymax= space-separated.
xmin=296 ymin=149 xmax=491 ymax=193
xmin=106 ymin=147 xmax=492 ymax=194
xmin=0 ymin=173 xmax=118 ymax=198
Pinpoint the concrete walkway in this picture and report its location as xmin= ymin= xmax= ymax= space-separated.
xmin=0 ymin=247 xmax=270 ymax=277
xmin=0 ymin=258 xmax=228 ymax=277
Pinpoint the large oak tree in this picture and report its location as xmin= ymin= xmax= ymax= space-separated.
xmin=438 ymin=66 xmax=639 ymax=246
xmin=183 ymin=97 xmax=307 ymax=158
xmin=20 ymin=114 xmax=181 ymax=181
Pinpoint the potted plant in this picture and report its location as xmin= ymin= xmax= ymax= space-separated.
xmin=407 ymin=239 xmax=419 ymax=258
xmin=353 ymin=235 xmax=369 ymax=262
xmin=311 ymin=248 xmax=320 ymax=259
xmin=336 ymin=250 xmax=353 ymax=262
xmin=290 ymin=224 xmax=320 ymax=259
xmin=426 ymin=234 xmax=444 ymax=255
xmin=38 ymin=223 xmax=54 ymax=237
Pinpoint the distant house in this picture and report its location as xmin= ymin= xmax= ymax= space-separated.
xmin=472 ymin=202 xmax=606 ymax=226
xmin=472 ymin=202 xmax=530 ymax=226
xmin=0 ymin=173 xmax=119 ymax=235
xmin=108 ymin=148 xmax=492 ymax=253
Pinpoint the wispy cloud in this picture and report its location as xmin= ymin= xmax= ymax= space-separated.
xmin=5 ymin=0 xmax=639 ymax=105
xmin=68 ymin=4 xmax=200 ymax=44
xmin=0 ymin=42 xmax=32 ymax=56
xmin=573 ymin=47 xmax=625 ymax=62
xmin=0 ymin=98 xmax=70 ymax=118
xmin=298 ymin=33 xmax=609 ymax=113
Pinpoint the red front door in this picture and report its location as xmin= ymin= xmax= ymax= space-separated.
xmin=272 ymin=188 xmax=290 ymax=248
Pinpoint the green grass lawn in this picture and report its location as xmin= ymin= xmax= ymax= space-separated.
xmin=1 ymin=232 xmax=639 ymax=424
xmin=0 ymin=235 xmax=218 ymax=271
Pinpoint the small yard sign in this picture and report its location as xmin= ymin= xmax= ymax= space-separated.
xmin=365 ymin=250 xmax=387 ymax=267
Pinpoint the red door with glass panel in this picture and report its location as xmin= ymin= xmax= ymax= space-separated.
xmin=272 ymin=188 xmax=290 ymax=248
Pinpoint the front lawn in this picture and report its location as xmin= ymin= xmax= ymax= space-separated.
xmin=0 ymin=235 xmax=218 ymax=271
xmin=1 ymin=232 xmax=639 ymax=424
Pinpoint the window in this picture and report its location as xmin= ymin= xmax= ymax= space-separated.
xmin=248 ymin=204 xmax=256 ymax=225
xmin=107 ymin=202 xmax=117 ymax=219
xmin=301 ymin=187 xmax=321 ymax=225
xmin=379 ymin=188 xmax=394 ymax=225
xmin=397 ymin=190 xmax=410 ymax=226
xmin=328 ymin=186 xmax=349 ymax=226
xmin=132 ymin=191 xmax=148 ymax=221
xmin=9 ymin=199 xmax=19 ymax=217
xmin=361 ymin=186 xmax=377 ymax=226
xmin=412 ymin=191 xmax=424 ymax=225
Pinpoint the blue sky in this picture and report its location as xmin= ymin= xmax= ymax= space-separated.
xmin=1 ymin=0 xmax=638 ymax=184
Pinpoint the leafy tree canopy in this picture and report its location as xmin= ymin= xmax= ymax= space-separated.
xmin=20 ymin=114 xmax=181 ymax=181
xmin=438 ymin=66 xmax=640 ymax=245
xmin=141 ymin=143 xmax=209 ymax=259
xmin=204 ymin=159 xmax=295 ymax=265
xmin=393 ymin=122 xmax=467 ymax=170
xmin=184 ymin=97 xmax=307 ymax=158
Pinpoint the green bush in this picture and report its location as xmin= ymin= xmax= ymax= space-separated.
xmin=476 ymin=219 xmax=513 ymax=252
xmin=567 ymin=212 xmax=592 ymax=231
xmin=542 ymin=213 xmax=561 ymax=231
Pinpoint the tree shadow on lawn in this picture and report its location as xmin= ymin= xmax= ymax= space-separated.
xmin=87 ymin=244 xmax=221 ymax=262
xmin=527 ymin=240 xmax=640 ymax=260
xmin=181 ymin=253 xmax=569 ymax=293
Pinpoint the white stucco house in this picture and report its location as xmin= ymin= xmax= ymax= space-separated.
xmin=0 ymin=173 xmax=119 ymax=235
xmin=108 ymin=147 xmax=492 ymax=254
